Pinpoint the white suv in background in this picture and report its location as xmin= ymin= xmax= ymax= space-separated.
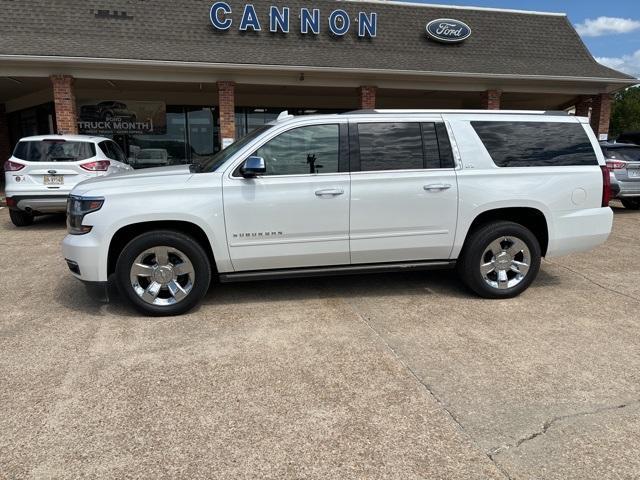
xmin=62 ymin=110 xmax=613 ymax=316
xmin=4 ymin=135 xmax=132 ymax=226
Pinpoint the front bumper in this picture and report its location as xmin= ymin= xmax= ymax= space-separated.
xmin=62 ymin=231 xmax=108 ymax=282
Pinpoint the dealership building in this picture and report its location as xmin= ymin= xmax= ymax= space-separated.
xmin=0 ymin=0 xmax=637 ymax=169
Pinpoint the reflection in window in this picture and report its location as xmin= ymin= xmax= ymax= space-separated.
xmin=235 ymin=107 xmax=349 ymax=138
xmin=471 ymin=122 xmax=598 ymax=167
xmin=254 ymin=124 xmax=340 ymax=176
xmin=358 ymin=123 xmax=424 ymax=171
xmin=100 ymin=106 xmax=221 ymax=170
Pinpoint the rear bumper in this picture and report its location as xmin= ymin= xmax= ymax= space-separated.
xmin=8 ymin=195 xmax=69 ymax=213
xmin=614 ymin=180 xmax=640 ymax=198
xmin=546 ymin=207 xmax=613 ymax=258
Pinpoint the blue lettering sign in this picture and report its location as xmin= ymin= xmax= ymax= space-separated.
xmin=300 ymin=8 xmax=320 ymax=35
xmin=210 ymin=2 xmax=232 ymax=30
xmin=269 ymin=6 xmax=290 ymax=33
xmin=239 ymin=4 xmax=261 ymax=31
xmin=209 ymin=3 xmax=379 ymax=38
xmin=358 ymin=12 xmax=377 ymax=38
xmin=328 ymin=10 xmax=350 ymax=36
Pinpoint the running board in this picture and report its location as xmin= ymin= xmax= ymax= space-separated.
xmin=218 ymin=260 xmax=455 ymax=283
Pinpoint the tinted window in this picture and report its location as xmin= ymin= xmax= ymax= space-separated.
xmin=436 ymin=123 xmax=455 ymax=168
xmin=254 ymin=124 xmax=339 ymax=176
xmin=422 ymin=123 xmax=441 ymax=169
xmin=358 ymin=123 xmax=424 ymax=171
xmin=109 ymin=141 xmax=127 ymax=163
xmin=13 ymin=140 xmax=96 ymax=162
xmin=99 ymin=141 xmax=126 ymax=163
xmin=471 ymin=121 xmax=598 ymax=167
xmin=602 ymin=147 xmax=640 ymax=162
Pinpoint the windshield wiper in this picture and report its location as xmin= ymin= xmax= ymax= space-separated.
xmin=49 ymin=156 xmax=77 ymax=161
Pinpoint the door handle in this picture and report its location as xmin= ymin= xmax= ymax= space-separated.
xmin=315 ymin=188 xmax=345 ymax=197
xmin=423 ymin=184 xmax=452 ymax=191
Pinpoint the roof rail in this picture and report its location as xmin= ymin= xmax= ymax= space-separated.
xmin=342 ymin=109 xmax=569 ymax=115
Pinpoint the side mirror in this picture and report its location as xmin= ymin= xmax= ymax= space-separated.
xmin=241 ymin=156 xmax=266 ymax=178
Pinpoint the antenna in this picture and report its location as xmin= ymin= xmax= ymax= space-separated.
xmin=277 ymin=110 xmax=294 ymax=122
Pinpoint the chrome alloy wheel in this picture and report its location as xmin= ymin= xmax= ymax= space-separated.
xmin=129 ymin=246 xmax=195 ymax=306
xmin=480 ymin=236 xmax=531 ymax=290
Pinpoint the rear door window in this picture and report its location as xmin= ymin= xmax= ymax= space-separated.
xmin=358 ymin=123 xmax=424 ymax=171
xmin=471 ymin=121 xmax=598 ymax=167
xmin=13 ymin=140 xmax=96 ymax=162
xmin=355 ymin=122 xmax=455 ymax=171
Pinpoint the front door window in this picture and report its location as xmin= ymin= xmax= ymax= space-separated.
xmin=253 ymin=124 xmax=340 ymax=176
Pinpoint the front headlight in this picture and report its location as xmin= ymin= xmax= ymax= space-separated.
xmin=67 ymin=195 xmax=104 ymax=235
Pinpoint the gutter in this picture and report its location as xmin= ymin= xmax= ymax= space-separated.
xmin=0 ymin=54 xmax=636 ymax=85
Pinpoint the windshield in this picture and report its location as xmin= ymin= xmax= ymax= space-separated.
xmin=194 ymin=125 xmax=273 ymax=172
xmin=13 ymin=140 xmax=96 ymax=162
xmin=603 ymin=147 xmax=640 ymax=162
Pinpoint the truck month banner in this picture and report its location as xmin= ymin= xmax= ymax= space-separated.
xmin=77 ymin=101 xmax=167 ymax=135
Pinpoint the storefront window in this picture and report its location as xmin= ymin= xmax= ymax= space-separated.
xmin=234 ymin=107 xmax=349 ymax=139
xmin=8 ymin=103 xmax=55 ymax=148
xmin=83 ymin=105 xmax=220 ymax=169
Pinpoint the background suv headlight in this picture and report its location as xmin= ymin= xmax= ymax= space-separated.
xmin=67 ymin=195 xmax=104 ymax=235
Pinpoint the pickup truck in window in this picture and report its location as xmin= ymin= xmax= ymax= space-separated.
xmin=62 ymin=110 xmax=613 ymax=316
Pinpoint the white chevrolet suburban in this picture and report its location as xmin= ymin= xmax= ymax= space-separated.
xmin=62 ymin=110 xmax=613 ymax=316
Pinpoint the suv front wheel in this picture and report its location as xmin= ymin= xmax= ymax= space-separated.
xmin=115 ymin=230 xmax=211 ymax=316
xmin=458 ymin=221 xmax=541 ymax=299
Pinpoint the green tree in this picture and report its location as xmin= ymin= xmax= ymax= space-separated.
xmin=610 ymin=86 xmax=640 ymax=138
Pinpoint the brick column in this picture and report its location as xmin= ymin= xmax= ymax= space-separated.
xmin=0 ymin=104 xmax=10 ymax=162
xmin=217 ymin=81 xmax=236 ymax=147
xmin=359 ymin=86 xmax=377 ymax=110
xmin=50 ymin=75 xmax=78 ymax=135
xmin=590 ymin=93 xmax=611 ymax=140
xmin=481 ymin=89 xmax=502 ymax=110
xmin=574 ymin=96 xmax=591 ymax=117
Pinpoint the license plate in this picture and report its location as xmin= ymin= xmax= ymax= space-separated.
xmin=629 ymin=169 xmax=640 ymax=178
xmin=44 ymin=175 xmax=64 ymax=185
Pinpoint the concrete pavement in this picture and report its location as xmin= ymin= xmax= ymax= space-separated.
xmin=0 ymin=205 xmax=639 ymax=479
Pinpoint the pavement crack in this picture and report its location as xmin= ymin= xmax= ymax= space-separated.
xmin=544 ymin=259 xmax=640 ymax=303
xmin=489 ymin=400 xmax=640 ymax=457
xmin=344 ymin=300 xmax=513 ymax=480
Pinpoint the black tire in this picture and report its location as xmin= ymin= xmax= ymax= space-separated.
xmin=9 ymin=209 xmax=34 ymax=227
xmin=115 ymin=230 xmax=211 ymax=316
xmin=621 ymin=199 xmax=640 ymax=210
xmin=457 ymin=221 xmax=541 ymax=299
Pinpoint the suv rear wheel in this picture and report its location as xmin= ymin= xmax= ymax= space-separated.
xmin=458 ymin=221 xmax=541 ymax=299
xmin=115 ymin=230 xmax=211 ymax=316
xmin=9 ymin=209 xmax=34 ymax=227
xmin=621 ymin=199 xmax=640 ymax=210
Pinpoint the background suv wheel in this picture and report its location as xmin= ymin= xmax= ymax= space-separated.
xmin=458 ymin=221 xmax=541 ymax=299
xmin=9 ymin=209 xmax=34 ymax=227
xmin=115 ymin=230 xmax=211 ymax=316
xmin=621 ymin=199 xmax=640 ymax=210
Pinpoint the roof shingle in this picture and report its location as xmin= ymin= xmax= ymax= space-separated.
xmin=0 ymin=0 xmax=634 ymax=81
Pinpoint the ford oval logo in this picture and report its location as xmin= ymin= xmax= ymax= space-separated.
xmin=426 ymin=18 xmax=471 ymax=43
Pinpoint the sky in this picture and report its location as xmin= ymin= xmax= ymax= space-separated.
xmin=406 ymin=0 xmax=640 ymax=78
